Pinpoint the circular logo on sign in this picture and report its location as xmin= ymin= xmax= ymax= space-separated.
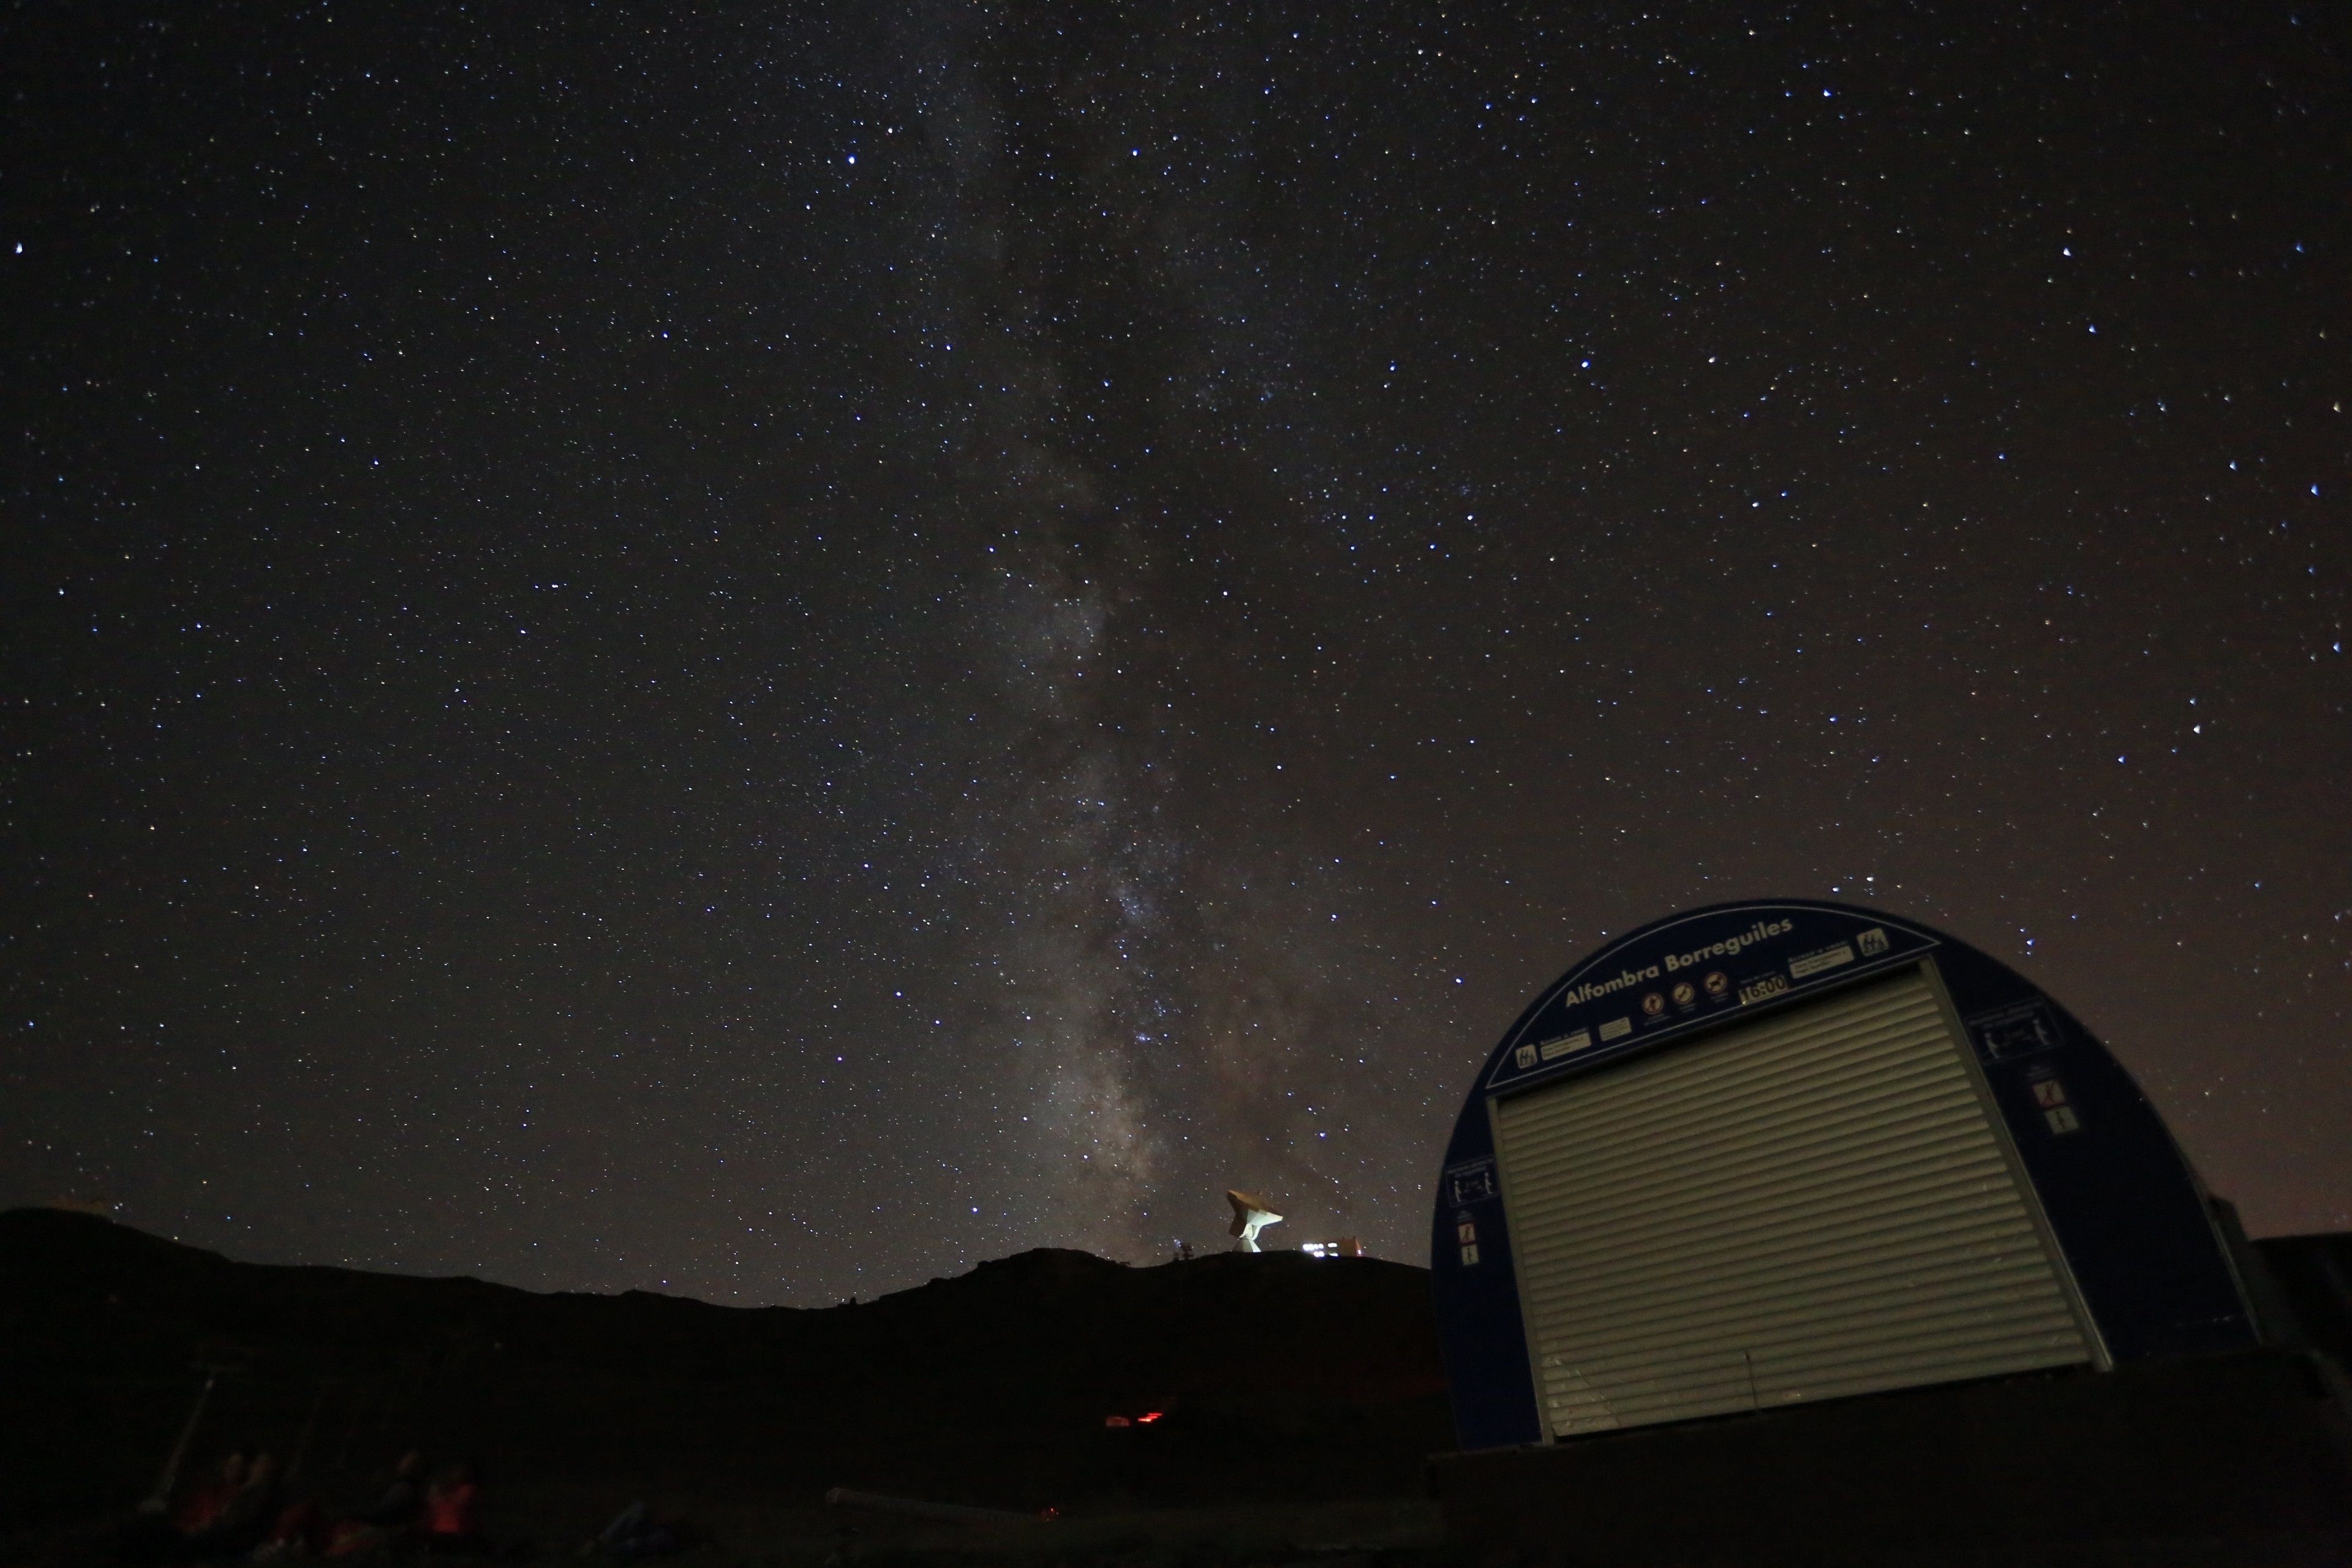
xmin=1671 ymin=980 xmax=1697 ymax=1007
xmin=1642 ymin=990 xmax=1667 ymax=1017
xmin=1703 ymin=970 xmax=1730 ymax=998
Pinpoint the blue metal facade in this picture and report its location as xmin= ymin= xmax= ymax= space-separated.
xmin=1430 ymin=899 xmax=2260 ymax=1451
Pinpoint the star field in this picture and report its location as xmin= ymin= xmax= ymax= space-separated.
xmin=4 ymin=2 xmax=2347 ymax=1305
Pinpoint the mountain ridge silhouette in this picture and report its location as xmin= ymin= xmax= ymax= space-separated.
xmin=0 ymin=1206 xmax=1451 ymax=1537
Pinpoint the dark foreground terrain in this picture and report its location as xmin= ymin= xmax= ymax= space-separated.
xmin=0 ymin=1210 xmax=1452 ymax=1561
xmin=11 ymin=1210 xmax=2352 ymax=1567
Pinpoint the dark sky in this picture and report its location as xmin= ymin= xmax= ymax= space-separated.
xmin=5 ymin=2 xmax=2346 ymax=1306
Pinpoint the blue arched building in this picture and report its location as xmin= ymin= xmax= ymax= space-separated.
xmin=1430 ymin=899 xmax=2261 ymax=1450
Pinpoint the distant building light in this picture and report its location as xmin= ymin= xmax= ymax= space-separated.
xmin=1302 ymin=1237 xmax=1365 ymax=1259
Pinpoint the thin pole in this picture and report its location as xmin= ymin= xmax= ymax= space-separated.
xmin=141 ymin=1372 xmax=219 ymax=1514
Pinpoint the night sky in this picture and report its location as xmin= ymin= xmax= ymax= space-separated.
xmin=6 ymin=3 xmax=2346 ymax=1306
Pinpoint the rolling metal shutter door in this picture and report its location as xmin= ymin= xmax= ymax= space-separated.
xmin=1493 ymin=966 xmax=2094 ymax=1438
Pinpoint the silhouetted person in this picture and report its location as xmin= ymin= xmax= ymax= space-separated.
xmin=418 ymin=1460 xmax=484 ymax=1554
xmin=118 ymin=1451 xmax=251 ymax=1564
xmin=356 ymin=1450 xmax=426 ymax=1530
xmin=257 ymin=1497 xmax=331 ymax=1561
xmin=183 ymin=1451 xmax=279 ymax=1559
xmin=170 ymin=1452 xmax=249 ymax=1535
xmin=319 ymin=1449 xmax=428 ymax=1558
xmin=585 ymin=1501 xmax=699 ymax=1559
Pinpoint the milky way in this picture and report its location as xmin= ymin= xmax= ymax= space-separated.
xmin=5 ymin=3 xmax=2346 ymax=1304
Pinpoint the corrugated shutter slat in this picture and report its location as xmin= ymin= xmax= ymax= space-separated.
xmin=1493 ymin=967 xmax=2092 ymax=1437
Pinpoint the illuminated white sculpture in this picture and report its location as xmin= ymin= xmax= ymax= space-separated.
xmin=1226 ymin=1189 xmax=1284 ymax=1252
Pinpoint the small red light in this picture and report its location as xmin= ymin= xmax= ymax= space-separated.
xmin=1137 ymin=1411 xmax=1163 ymax=1423
xmin=1104 ymin=1415 xmax=1131 ymax=1428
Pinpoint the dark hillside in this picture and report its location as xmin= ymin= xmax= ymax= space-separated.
xmin=0 ymin=1210 xmax=1450 ymax=1544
